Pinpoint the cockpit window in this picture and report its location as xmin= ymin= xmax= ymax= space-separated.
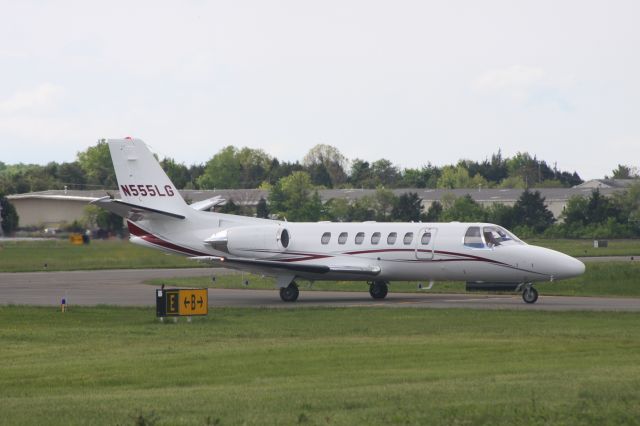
xmin=483 ymin=226 xmax=524 ymax=246
xmin=464 ymin=226 xmax=484 ymax=248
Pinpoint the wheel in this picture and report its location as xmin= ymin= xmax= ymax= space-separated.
xmin=522 ymin=286 xmax=539 ymax=304
xmin=369 ymin=281 xmax=388 ymax=299
xmin=279 ymin=282 xmax=299 ymax=302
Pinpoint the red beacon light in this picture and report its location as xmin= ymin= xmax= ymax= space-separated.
xmin=125 ymin=136 xmax=133 ymax=140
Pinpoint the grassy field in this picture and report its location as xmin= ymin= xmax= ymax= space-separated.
xmin=149 ymin=261 xmax=640 ymax=298
xmin=0 ymin=239 xmax=199 ymax=272
xmin=0 ymin=238 xmax=638 ymax=273
xmin=0 ymin=306 xmax=638 ymax=425
xmin=526 ymin=238 xmax=640 ymax=257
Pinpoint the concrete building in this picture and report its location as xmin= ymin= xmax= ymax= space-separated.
xmin=7 ymin=189 xmax=268 ymax=229
xmin=574 ymin=179 xmax=639 ymax=189
xmin=7 ymin=186 xmax=628 ymax=229
xmin=7 ymin=190 xmax=107 ymax=229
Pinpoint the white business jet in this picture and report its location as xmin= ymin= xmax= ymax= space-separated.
xmin=93 ymin=139 xmax=585 ymax=304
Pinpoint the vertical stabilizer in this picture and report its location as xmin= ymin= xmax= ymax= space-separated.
xmin=108 ymin=138 xmax=188 ymax=216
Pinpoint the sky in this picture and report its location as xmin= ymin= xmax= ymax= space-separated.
xmin=1 ymin=0 xmax=639 ymax=179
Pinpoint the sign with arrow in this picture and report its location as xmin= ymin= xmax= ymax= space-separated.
xmin=156 ymin=288 xmax=208 ymax=317
xmin=178 ymin=289 xmax=207 ymax=316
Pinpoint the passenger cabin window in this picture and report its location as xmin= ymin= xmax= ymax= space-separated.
xmin=421 ymin=232 xmax=431 ymax=245
xmin=355 ymin=232 xmax=365 ymax=245
xmin=403 ymin=232 xmax=413 ymax=245
xmin=387 ymin=232 xmax=397 ymax=245
xmin=338 ymin=232 xmax=348 ymax=245
xmin=371 ymin=232 xmax=381 ymax=245
xmin=464 ymin=226 xmax=484 ymax=248
xmin=321 ymin=232 xmax=331 ymax=245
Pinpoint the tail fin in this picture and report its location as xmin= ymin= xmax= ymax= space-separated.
xmin=108 ymin=138 xmax=188 ymax=217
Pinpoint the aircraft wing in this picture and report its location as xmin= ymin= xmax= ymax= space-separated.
xmin=191 ymin=256 xmax=381 ymax=276
xmin=91 ymin=196 xmax=185 ymax=220
xmin=326 ymin=265 xmax=381 ymax=275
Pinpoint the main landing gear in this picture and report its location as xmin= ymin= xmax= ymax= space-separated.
xmin=369 ymin=281 xmax=389 ymax=300
xmin=522 ymin=284 xmax=539 ymax=304
xmin=279 ymin=282 xmax=299 ymax=302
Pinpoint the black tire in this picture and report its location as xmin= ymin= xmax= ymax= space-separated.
xmin=369 ymin=281 xmax=388 ymax=299
xmin=279 ymin=282 xmax=299 ymax=302
xmin=522 ymin=286 xmax=539 ymax=304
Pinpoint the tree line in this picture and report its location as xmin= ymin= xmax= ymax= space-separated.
xmin=417 ymin=187 xmax=640 ymax=239
xmin=8 ymin=140 xmax=631 ymax=194
xmin=217 ymin=169 xmax=640 ymax=239
xmin=1 ymin=141 xmax=638 ymax=238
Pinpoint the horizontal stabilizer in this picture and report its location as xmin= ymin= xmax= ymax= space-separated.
xmin=91 ymin=196 xmax=185 ymax=220
xmin=189 ymin=196 xmax=225 ymax=211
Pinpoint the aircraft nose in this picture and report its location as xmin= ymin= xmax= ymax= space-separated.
xmin=556 ymin=255 xmax=585 ymax=280
xmin=522 ymin=246 xmax=586 ymax=281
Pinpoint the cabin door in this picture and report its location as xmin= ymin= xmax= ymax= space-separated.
xmin=415 ymin=227 xmax=437 ymax=260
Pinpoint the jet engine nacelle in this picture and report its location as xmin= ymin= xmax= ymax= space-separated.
xmin=207 ymin=225 xmax=290 ymax=258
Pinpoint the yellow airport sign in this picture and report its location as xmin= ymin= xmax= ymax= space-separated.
xmin=156 ymin=288 xmax=208 ymax=317
xmin=69 ymin=233 xmax=84 ymax=245
xmin=178 ymin=289 xmax=208 ymax=316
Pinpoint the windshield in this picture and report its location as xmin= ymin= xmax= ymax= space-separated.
xmin=482 ymin=226 xmax=525 ymax=247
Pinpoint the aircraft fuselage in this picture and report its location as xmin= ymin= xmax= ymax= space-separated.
xmin=97 ymin=138 xmax=586 ymax=304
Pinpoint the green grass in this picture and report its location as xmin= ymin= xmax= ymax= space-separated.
xmin=149 ymin=261 xmax=640 ymax=298
xmin=0 ymin=239 xmax=200 ymax=272
xmin=526 ymin=238 xmax=640 ymax=257
xmin=537 ymin=262 xmax=640 ymax=297
xmin=0 ymin=306 xmax=638 ymax=425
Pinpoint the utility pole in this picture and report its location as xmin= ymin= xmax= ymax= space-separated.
xmin=538 ymin=162 xmax=542 ymax=183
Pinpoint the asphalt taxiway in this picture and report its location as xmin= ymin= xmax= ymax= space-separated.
xmin=1 ymin=268 xmax=639 ymax=311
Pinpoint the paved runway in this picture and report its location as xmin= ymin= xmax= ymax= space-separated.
xmin=0 ymin=268 xmax=639 ymax=311
xmin=578 ymin=256 xmax=639 ymax=262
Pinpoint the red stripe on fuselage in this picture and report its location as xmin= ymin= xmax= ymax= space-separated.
xmin=343 ymin=248 xmax=413 ymax=255
xmin=343 ymin=248 xmax=507 ymax=265
xmin=127 ymin=221 xmax=209 ymax=257
xmin=246 ymin=247 xmax=508 ymax=266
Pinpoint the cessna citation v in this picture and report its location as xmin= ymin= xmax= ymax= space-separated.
xmin=94 ymin=138 xmax=585 ymax=304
